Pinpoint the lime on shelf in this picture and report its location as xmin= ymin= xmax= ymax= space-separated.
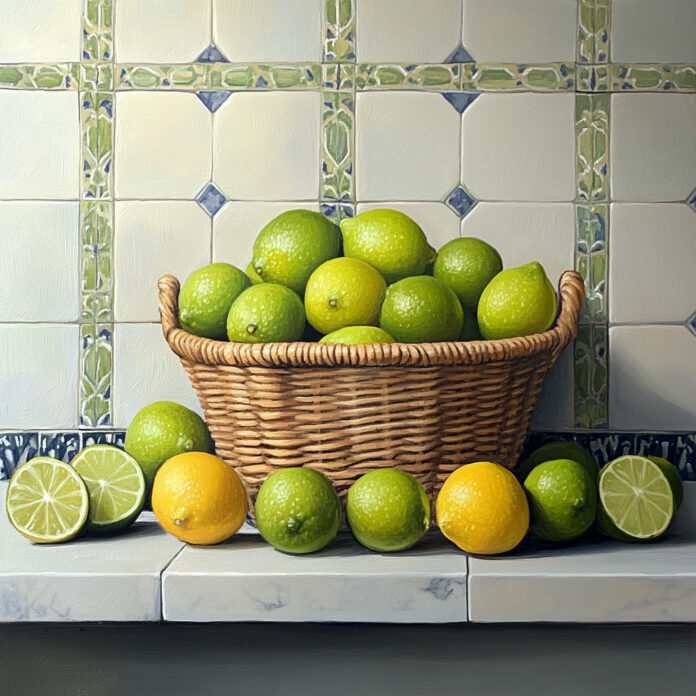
xmin=6 ymin=457 xmax=90 ymax=543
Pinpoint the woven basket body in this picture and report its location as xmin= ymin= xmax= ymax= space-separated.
xmin=158 ymin=271 xmax=584 ymax=503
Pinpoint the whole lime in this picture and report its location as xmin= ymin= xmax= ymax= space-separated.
xmin=648 ymin=456 xmax=683 ymax=510
xmin=251 ymin=210 xmax=341 ymax=295
xmin=227 ymin=283 xmax=305 ymax=343
xmin=319 ymin=326 xmax=395 ymax=344
xmin=433 ymin=238 xmax=502 ymax=310
xmin=477 ymin=261 xmax=556 ymax=340
xmin=347 ymin=469 xmax=430 ymax=552
xmin=380 ymin=276 xmax=463 ymax=343
xmin=304 ymin=257 xmax=386 ymax=334
xmin=523 ymin=459 xmax=597 ymax=542
xmin=340 ymin=209 xmax=431 ymax=284
xmin=125 ymin=401 xmax=213 ymax=501
xmin=179 ymin=263 xmax=251 ymax=340
xmin=254 ymin=468 xmax=341 ymax=554
xmin=518 ymin=441 xmax=599 ymax=482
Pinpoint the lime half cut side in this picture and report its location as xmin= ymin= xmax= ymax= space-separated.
xmin=71 ymin=445 xmax=146 ymax=534
xmin=6 ymin=457 xmax=89 ymax=543
xmin=598 ymin=455 xmax=674 ymax=541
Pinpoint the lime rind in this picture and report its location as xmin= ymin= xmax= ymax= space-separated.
xmin=6 ymin=457 xmax=90 ymax=543
xmin=70 ymin=445 xmax=146 ymax=534
xmin=598 ymin=455 xmax=674 ymax=541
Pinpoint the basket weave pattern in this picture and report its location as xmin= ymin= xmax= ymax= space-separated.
xmin=158 ymin=271 xmax=584 ymax=502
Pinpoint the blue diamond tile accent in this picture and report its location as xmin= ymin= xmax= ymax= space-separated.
xmin=687 ymin=312 xmax=696 ymax=337
xmin=196 ymin=91 xmax=231 ymax=113
xmin=687 ymin=188 xmax=696 ymax=213
xmin=196 ymin=183 xmax=227 ymax=217
xmin=445 ymin=44 xmax=475 ymax=64
xmin=0 ymin=432 xmax=39 ymax=479
xmin=442 ymin=92 xmax=479 ymax=114
xmin=196 ymin=44 xmax=228 ymax=63
xmin=445 ymin=186 xmax=477 ymax=218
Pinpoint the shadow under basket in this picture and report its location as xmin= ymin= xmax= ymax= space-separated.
xmin=158 ymin=271 xmax=584 ymax=506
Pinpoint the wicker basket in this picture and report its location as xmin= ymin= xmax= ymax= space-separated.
xmin=158 ymin=270 xmax=584 ymax=504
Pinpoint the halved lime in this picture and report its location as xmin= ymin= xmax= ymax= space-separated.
xmin=598 ymin=455 xmax=674 ymax=542
xmin=6 ymin=457 xmax=89 ymax=543
xmin=71 ymin=445 xmax=146 ymax=534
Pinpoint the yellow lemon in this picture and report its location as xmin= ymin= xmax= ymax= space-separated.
xmin=152 ymin=452 xmax=247 ymax=545
xmin=436 ymin=461 xmax=529 ymax=555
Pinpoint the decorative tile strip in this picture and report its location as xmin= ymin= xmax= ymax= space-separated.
xmin=0 ymin=433 xmax=39 ymax=479
xmin=81 ymin=92 xmax=113 ymax=200
xmin=81 ymin=429 xmax=125 ymax=449
xmin=0 ymin=63 xmax=79 ymax=89
xmin=324 ymin=0 xmax=356 ymax=62
xmin=321 ymin=91 xmax=354 ymax=202
xmin=526 ymin=432 xmax=696 ymax=481
xmin=321 ymin=201 xmax=355 ymax=224
xmin=573 ymin=323 xmax=608 ymax=429
xmin=80 ymin=62 xmax=114 ymax=91
xmin=461 ymin=63 xmax=574 ymax=91
xmin=40 ymin=432 xmax=81 ymax=462
xmin=576 ymin=94 xmax=609 ymax=202
xmin=575 ymin=205 xmax=608 ymax=322
xmin=322 ymin=62 xmax=355 ymax=90
xmin=356 ymin=63 xmax=460 ymax=90
xmin=612 ymin=64 xmax=696 ymax=92
xmin=576 ymin=64 xmax=610 ymax=92
xmin=83 ymin=0 xmax=113 ymax=62
xmin=80 ymin=202 xmax=113 ymax=323
xmin=577 ymin=0 xmax=610 ymax=65
xmin=117 ymin=63 xmax=208 ymax=89
xmin=80 ymin=323 xmax=113 ymax=428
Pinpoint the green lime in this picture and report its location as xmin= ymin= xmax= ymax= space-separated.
xmin=647 ymin=456 xmax=683 ymax=511
xmin=304 ymin=257 xmax=386 ymax=334
xmin=477 ymin=261 xmax=557 ymax=340
xmin=459 ymin=314 xmax=483 ymax=341
xmin=597 ymin=455 xmax=674 ymax=542
xmin=227 ymin=283 xmax=305 ymax=343
xmin=340 ymin=209 xmax=431 ymax=284
xmin=519 ymin=441 xmax=600 ymax=482
xmin=178 ymin=263 xmax=251 ymax=340
xmin=433 ymin=238 xmax=503 ymax=311
xmin=319 ymin=326 xmax=395 ymax=344
xmin=254 ymin=468 xmax=341 ymax=554
xmin=125 ymin=401 xmax=213 ymax=501
xmin=347 ymin=469 xmax=430 ymax=552
xmin=6 ymin=458 xmax=89 ymax=543
xmin=252 ymin=210 xmax=341 ymax=295
xmin=380 ymin=276 xmax=463 ymax=343
xmin=245 ymin=262 xmax=264 ymax=285
xmin=523 ymin=459 xmax=597 ymax=542
xmin=71 ymin=445 xmax=146 ymax=535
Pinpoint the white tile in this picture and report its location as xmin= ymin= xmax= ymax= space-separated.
xmin=115 ymin=0 xmax=211 ymax=62
xmin=356 ymin=92 xmax=460 ymax=201
xmin=0 ymin=91 xmax=79 ymax=199
xmin=610 ymin=204 xmax=696 ymax=324
xmin=214 ymin=0 xmax=322 ymax=62
xmin=611 ymin=94 xmax=696 ymax=202
xmin=609 ymin=326 xmax=696 ymax=432
xmin=462 ymin=93 xmax=575 ymax=202
xmin=214 ymin=201 xmax=320 ymax=268
xmin=356 ymin=202 xmax=460 ymax=252
xmin=462 ymin=0 xmax=576 ymax=63
xmin=0 ymin=325 xmax=78 ymax=429
xmin=112 ymin=323 xmax=202 ymax=428
xmin=114 ymin=202 xmax=211 ymax=322
xmin=355 ymin=0 xmax=461 ymax=63
xmin=460 ymin=203 xmax=574 ymax=285
xmin=0 ymin=0 xmax=81 ymax=62
xmin=214 ymin=92 xmax=320 ymax=201
xmin=0 ymin=203 xmax=79 ymax=322
xmin=115 ymin=92 xmax=212 ymax=199
xmin=612 ymin=0 xmax=696 ymax=64
xmin=530 ymin=345 xmax=574 ymax=431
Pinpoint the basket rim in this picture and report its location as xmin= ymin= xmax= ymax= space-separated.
xmin=158 ymin=270 xmax=584 ymax=368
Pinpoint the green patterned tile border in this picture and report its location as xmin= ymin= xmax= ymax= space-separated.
xmin=83 ymin=0 xmax=113 ymax=62
xmin=356 ymin=64 xmax=460 ymax=90
xmin=80 ymin=323 xmax=113 ymax=427
xmin=461 ymin=63 xmax=574 ymax=91
xmin=577 ymin=0 xmax=610 ymax=65
xmin=612 ymin=64 xmax=696 ymax=92
xmin=0 ymin=64 xmax=79 ymax=89
xmin=80 ymin=202 xmax=113 ymax=324
xmin=80 ymin=92 xmax=113 ymax=200
xmin=321 ymin=91 xmax=354 ymax=202
xmin=322 ymin=62 xmax=355 ymax=90
xmin=576 ymin=94 xmax=609 ymax=202
xmin=575 ymin=204 xmax=608 ymax=323
xmin=324 ymin=0 xmax=356 ymax=62
xmin=574 ymin=323 xmax=609 ymax=429
xmin=576 ymin=64 xmax=610 ymax=92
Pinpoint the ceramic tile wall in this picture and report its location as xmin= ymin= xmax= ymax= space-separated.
xmin=0 ymin=0 xmax=695 ymax=478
